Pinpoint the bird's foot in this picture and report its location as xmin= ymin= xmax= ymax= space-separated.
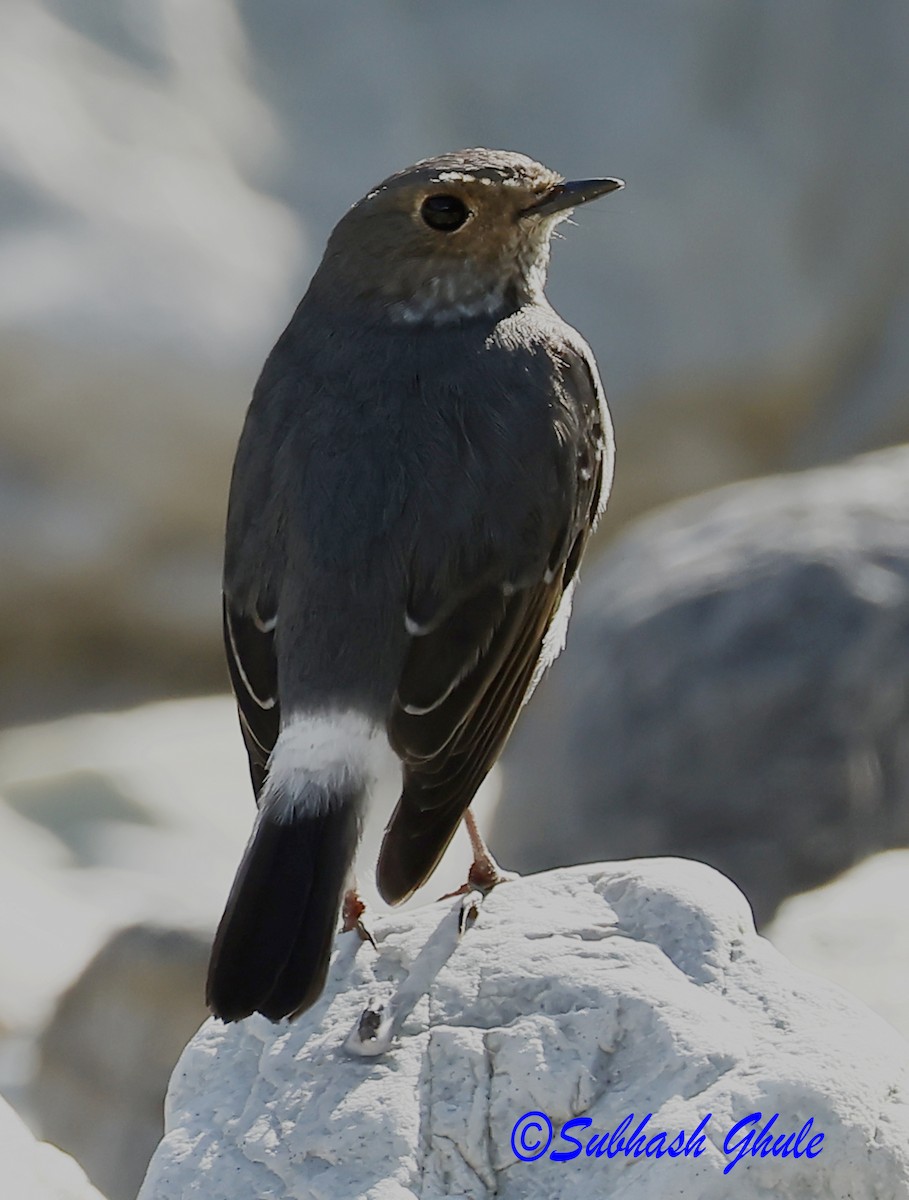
xmin=436 ymin=810 xmax=519 ymax=933
xmin=341 ymin=888 xmax=376 ymax=949
xmin=466 ymin=852 xmax=518 ymax=894
xmin=439 ymin=857 xmax=517 ymax=902
xmin=442 ymin=861 xmax=518 ymax=935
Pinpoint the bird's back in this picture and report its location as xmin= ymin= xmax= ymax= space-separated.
xmin=225 ymin=299 xmax=609 ymax=719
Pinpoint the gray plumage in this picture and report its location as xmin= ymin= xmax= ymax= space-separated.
xmin=207 ymin=149 xmax=621 ymax=1022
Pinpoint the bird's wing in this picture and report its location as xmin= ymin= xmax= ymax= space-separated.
xmin=222 ymin=594 xmax=280 ymax=798
xmin=378 ymin=348 xmax=608 ymax=905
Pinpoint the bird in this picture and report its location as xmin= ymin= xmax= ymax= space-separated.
xmin=206 ymin=148 xmax=622 ymax=1022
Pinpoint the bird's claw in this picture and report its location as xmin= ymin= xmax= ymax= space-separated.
xmin=344 ymin=997 xmax=395 ymax=1057
xmin=354 ymin=919 xmax=376 ymax=948
xmin=457 ymin=888 xmax=484 ymax=934
xmin=442 ymin=863 xmax=518 ymax=934
xmin=341 ymin=890 xmax=376 ymax=948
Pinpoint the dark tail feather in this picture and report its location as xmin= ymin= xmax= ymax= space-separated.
xmin=206 ymin=781 xmax=361 ymax=1022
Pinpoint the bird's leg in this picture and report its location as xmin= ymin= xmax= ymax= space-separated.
xmin=463 ymin=808 xmax=512 ymax=893
xmin=439 ymin=809 xmax=516 ymax=932
xmin=341 ymin=885 xmax=376 ymax=948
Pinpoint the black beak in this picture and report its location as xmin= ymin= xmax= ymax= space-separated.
xmin=521 ymin=177 xmax=624 ymax=218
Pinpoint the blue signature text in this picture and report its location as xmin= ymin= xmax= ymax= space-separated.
xmin=510 ymin=1110 xmax=824 ymax=1175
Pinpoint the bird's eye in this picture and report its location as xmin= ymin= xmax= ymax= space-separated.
xmin=420 ymin=194 xmax=470 ymax=232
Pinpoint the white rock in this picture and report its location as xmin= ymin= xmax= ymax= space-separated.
xmin=0 ymin=1095 xmax=105 ymax=1200
xmin=139 ymin=861 xmax=909 ymax=1199
xmin=767 ymin=849 xmax=909 ymax=1041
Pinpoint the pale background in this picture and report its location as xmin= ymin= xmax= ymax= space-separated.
xmin=2 ymin=0 xmax=908 ymax=724
xmin=1 ymin=3 xmax=908 ymax=1197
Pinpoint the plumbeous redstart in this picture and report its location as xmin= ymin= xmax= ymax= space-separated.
xmin=207 ymin=149 xmax=622 ymax=1021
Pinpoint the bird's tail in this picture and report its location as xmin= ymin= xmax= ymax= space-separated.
xmin=206 ymin=775 xmax=362 ymax=1022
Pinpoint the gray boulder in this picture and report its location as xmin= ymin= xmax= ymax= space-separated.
xmin=32 ymin=925 xmax=209 ymax=1200
xmin=494 ymin=445 xmax=909 ymax=925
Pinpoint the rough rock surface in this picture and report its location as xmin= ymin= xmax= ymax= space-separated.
xmin=0 ymin=1095 xmax=105 ymax=1200
xmin=4 ymin=2 xmax=909 ymax=717
xmin=32 ymin=925 xmax=210 ymax=1200
xmin=140 ymin=861 xmax=909 ymax=1199
xmin=495 ymin=445 xmax=909 ymax=925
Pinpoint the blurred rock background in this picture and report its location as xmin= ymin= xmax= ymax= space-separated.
xmin=4 ymin=0 xmax=909 ymax=725
xmin=2 ymin=1 xmax=909 ymax=1197
xmin=494 ymin=445 xmax=909 ymax=926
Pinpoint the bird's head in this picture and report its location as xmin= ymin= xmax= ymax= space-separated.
xmin=310 ymin=149 xmax=623 ymax=326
